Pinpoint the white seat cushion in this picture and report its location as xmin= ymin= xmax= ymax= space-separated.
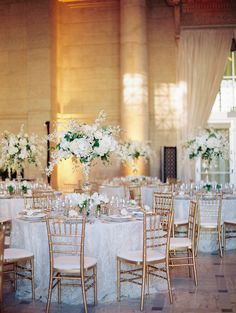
xmin=117 ymin=248 xmax=165 ymax=264
xmin=174 ymin=219 xmax=188 ymax=226
xmin=4 ymin=248 xmax=33 ymax=262
xmin=199 ymin=222 xmax=220 ymax=228
xmin=0 ymin=217 xmax=11 ymax=224
xmin=54 ymin=256 xmax=97 ymax=272
xmin=4 ymin=236 xmax=10 ymax=246
xmin=224 ymin=219 xmax=236 ymax=225
xmin=170 ymin=237 xmax=192 ymax=249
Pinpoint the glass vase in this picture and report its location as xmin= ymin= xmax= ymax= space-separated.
xmin=81 ymin=163 xmax=92 ymax=194
xmin=16 ymin=168 xmax=23 ymax=182
xmin=202 ymin=159 xmax=210 ymax=183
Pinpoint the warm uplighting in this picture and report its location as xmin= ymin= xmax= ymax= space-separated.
xmin=123 ymin=73 xmax=148 ymax=107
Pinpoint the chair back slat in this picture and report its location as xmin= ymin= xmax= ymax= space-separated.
xmin=153 ymin=192 xmax=173 ymax=216
xmin=143 ymin=210 xmax=173 ymax=260
xmin=187 ymin=201 xmax=198 ymax=250
xmin=46 ymin=216 xmax=85 ymax=261
xmin=197 ymin=194 xmax=222 ymax=225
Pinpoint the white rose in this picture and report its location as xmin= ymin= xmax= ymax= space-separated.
xmin=8 ymin=146 xmax=18 ymax=155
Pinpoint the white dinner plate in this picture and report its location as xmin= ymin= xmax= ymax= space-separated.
xmin=108 ymin=215 xmax=133 ymax=223
xmin=20 ymin=213 xmax=46 ymax=221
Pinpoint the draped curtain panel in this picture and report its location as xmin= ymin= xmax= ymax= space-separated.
xmin=177 ymin=29 xmax=233 ymax=182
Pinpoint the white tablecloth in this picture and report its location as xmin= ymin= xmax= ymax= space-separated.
xmin=11 ymin=218 xmax=145 ymax=304
xmin=0 ymin=197 xmax=24 ymax=218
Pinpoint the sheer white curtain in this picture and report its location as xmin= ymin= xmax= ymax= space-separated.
xmin=177 ymin=29 xmax=233 ymax=181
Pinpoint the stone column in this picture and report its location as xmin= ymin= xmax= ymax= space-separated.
xmin=120 ymin=0 xmax=149 ymax=175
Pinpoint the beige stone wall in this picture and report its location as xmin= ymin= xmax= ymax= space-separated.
xmin=54 ymin=0 xmax=121 ymax=190
xmin=0 ymin=0 xmax=178 ymax=188
xmin=0 ymin=0 xmax=52 ymax=180
xmin=148 ymin=0 xmax=178 ymax=178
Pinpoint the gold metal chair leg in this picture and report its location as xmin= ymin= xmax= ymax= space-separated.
xmin=46 ymin=272 xmax=53 ymax=313
xmin=187 ymin=249 xmax=191 ymax=277
xmin=57 ymin=273 xmax=61 ymax=304
xmin=146 ymin=265 xmax=150 ymax=295
xmin=93 ymin=265 xmax=97 ymax=305
xmin=140 ymin=264 xmax=146 ymax=311
xmin=192 ymin=250 xmax=198 ymax=286
xmin=166 ymin=263 xmax=173 ymax=304
xmin=31 ymin=258 xmax=35 ymax=300
xmin=223 ymin=223 xmax=226 ymax=252
xmin=81 ymin=274 xmax=88 ymax=313
xmin=218 ymin=227 xmax=223 ymax=258
xmin=117 ymin=258 xmax=121 ymax=302
xmin=195 ymin=226 xmax=200 ymax=257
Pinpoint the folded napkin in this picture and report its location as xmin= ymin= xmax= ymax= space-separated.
xmin=120 ymin=208 xmax=129 ymax=216
xmin=68 ymin=209 xmax=79 ymax=217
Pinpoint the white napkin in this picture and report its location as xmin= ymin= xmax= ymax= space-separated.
xmin=120 ymin=208 xmax=129 ymax=216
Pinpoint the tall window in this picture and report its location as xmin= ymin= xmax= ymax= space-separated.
xmin=204 ymin=52 xmax=236 ymax=184
xmin=212 ymin=51 xmax=236 ymax=113
xmin=199 ymin=129 xmax=230 ymax=184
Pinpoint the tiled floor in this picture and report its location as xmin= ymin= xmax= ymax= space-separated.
xmin=3 ymin=251 xmax=236 ymax=313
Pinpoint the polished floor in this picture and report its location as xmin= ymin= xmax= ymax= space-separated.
xmin=3 ymin=250 xmax=236 ymax=313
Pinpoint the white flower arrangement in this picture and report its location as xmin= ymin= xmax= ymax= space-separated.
xmin=0 ymin=125 xmax=43 ymax=177
xmin=67 ymin=192 xmax=109 ymax=216
xmin=185 ymin=128 xmax=229 ymax=165
xmin=117 ymin=140 xmax=152 ymax=173
xmin=46 ymin=111 xmax=119 ymax=177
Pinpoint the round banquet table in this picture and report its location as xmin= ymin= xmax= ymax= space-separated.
xmin=11 ymin=218 xmax=146 ymax=304
xmin=7 ymin=194 xmax=236 ymax=303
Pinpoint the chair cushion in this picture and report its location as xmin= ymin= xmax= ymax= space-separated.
xmin=54 ymin=256 xmax=97 ymax=272
xmin=199 ymin=222 xmax=220 ymax=228
xmin=4 ymin=248 xmax=34 ymax=262
xmin=117 ymin=248 xmax=165 ymax=264
xmin=4 ymin=236 xmax=10 ymax=246
xmin=174 ymin=219 xmax=188 ymax=226
xmin=224 ymin=219 xmax=236 ymax=225
xmin=170 ymin=237 xmax=192 ymax=249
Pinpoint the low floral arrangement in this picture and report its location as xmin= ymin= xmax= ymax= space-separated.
xmin=6 ymin=182 xmax=16 ymax=195
xmin=20 ymin=180 xmax=30 ymax=194
xmin=0 ymin=125 xmax=43 ymax=178
xmin=117 ymin=140 xmax=152 ymax=173
xmin=185 ymin=128 xmax=229 ymax=165
xmin=203 ymin=183 xmax=222 ymax=192
xmin=46 ymin=111 xmax=119 ymax=179
xmin=68 ymin=192 xmax=109 ymax=217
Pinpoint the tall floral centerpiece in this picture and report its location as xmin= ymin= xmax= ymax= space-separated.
xmin=46 ymin=111 xmax=119 ymax=192
xmin=185 ymin=128 xmax=229 ymax=181
xmin=117 ymin=140 xmax=152 ymax=175
xmin=0 ymin=126 xmax=43 ymax=180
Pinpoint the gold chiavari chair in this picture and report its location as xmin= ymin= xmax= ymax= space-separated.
xmin=0 ymin=225 xmax=5 ymax=313
xmin=0 ymin=218 xmax=11 ymax=248
xmin=46 ymin=216 xmax=97 ymax=313
xmin=223 ymin=219 xmax=236 ymax=252
xmin=127 ymin=183 xmax=142 ymax=206
xmin=153 ymin=192 xmax=174 ymax=232
xmin=117 ymin=210 xmax=173 ymax=311
xmin=0 ymin=218 xmax=35 ymax=299
xmin=153 ymin=192 xmax=173 ymax=214
xmin=32 ymin=190 xmax=55 ymax=212
xmin=196 ymin=193 xmax=223 ymax=257
xmin=3 ymin=248 xmax=35 ymax=299
xmin=169 ymin=201 xmax=198 ymax=286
